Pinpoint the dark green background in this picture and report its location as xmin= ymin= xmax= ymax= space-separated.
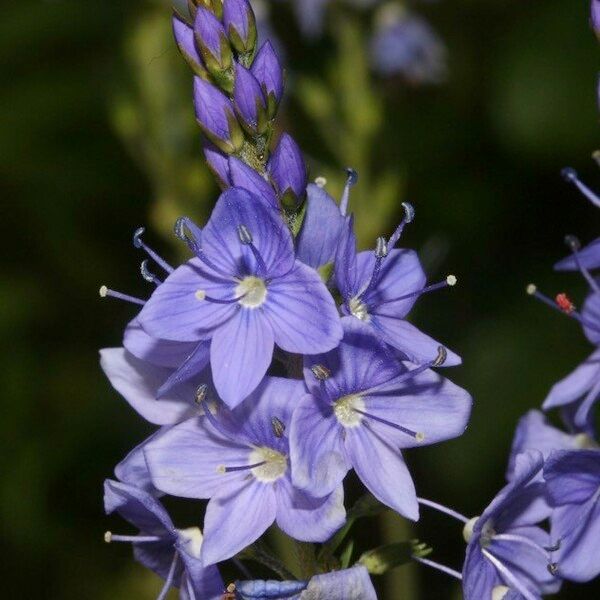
xmin=1 ymin=0 xmax=598 ymax=597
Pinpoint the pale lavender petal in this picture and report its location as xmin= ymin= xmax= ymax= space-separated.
xmin=345 ymin=426 xmax=418 ymax=520
xmin=202 ymin=478 xmax=277 ymax=565
xmin=138 ymin=258 xmax=237 ymax=342
xmin=289 ymin=395 xmax=350 ymax=496
xmin=265 ymin=261 xmax=342 ymax=354
xmin=123 ymin=318 xmax=198 ymax=368
xmin=296 ymin=183 xmax=346 ymax=270
xmin=275 ymin=476 xmax=345 ymax=542
xmin=177 ymin=543 xmax=224 ymax=600
xmin=555 ymin=237 xmax=600 ymax=271
xmin=544 ymin=449 xmax=600 ymax=505
xmin=144 ymin=417 xmax=251 ymax=498
xmin=100 ymin=348 xmax=198 ymax=425
xmin=204 ymin=144 xmax=231 ymax=187
xmin=462 ymin=542 xmax=500 ymax=600
xmin=157 ymin=342 xmax=210 ymax=398
xmin=228 ymin=156 xmax=279 ymax=210
xmin=334 ymin=216 xmax=360 ymax=299
xmin=304 ymin=566 xmax=377 ymax=600
xmin=202 ymin=187 xmax=295 ymax=277
xmin=210 ymin=309 xmax=274 ymax=408
xmin=372 ymin=315 xmax=461 ymax=366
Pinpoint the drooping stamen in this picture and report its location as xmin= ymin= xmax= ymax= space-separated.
xmin=481 ymin=549 xmax=539 ymax=600
xmin=194 ymin=289 xmax=246 ymax=304
xmin=358 ymin=237 xmax=389 ymax=298
xmin=271 ymin=416 xmax=285 ymax=438
xmin=339 ymin=167 xmax=358 ymax=216
xmin=417 ymin=497 xmax=469 ymax=524
xmin=492 ymin=533 xmax=553 ymax=562
xmin=140 ymin=260 xmax=162 ymax=286
xmin=564 ymin=234 xmax=600 ymax=294
xmin=99 ymin=285 xmax=145 ymax=306
xmin=156 ymin=552 xmax=179 ymax=600
xmin=526 ymin=284 xmax=600 ymax=335
xmin=133 ymin=227 xmax=174 ymax=274
xmin=195 ymin=384 xmax=208 ymax=404
xmin=217 ymin=461 xmax=267 ymax=474
xmin=377 ymin=275 xmax=457 ymax=306
xmin=562 ymin=167 xmax=600 ymax=208
xmin=413 ymin=556 xmax=462 ymax=581
xmin=387 ymin=202 xmax=415 ymax=249
xmin=352 ymin=407 xmax=425 ymax=442
xmin=237 ymin=224 xmax=268 ymax=277
xmin=104 ymin=531 xmax=163 ymax=544
xmin=200 ymin=399 xmax=236 ymax=440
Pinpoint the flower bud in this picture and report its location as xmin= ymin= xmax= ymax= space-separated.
xmin=172 ymin=13 xmax=207 ymax=77
xmin=204 ymin=143 xmax=232 ymax=188
xmin=233 ymin=63 xmax=268 ymax=134
xmin=267 ymin=133 xmax=307 ymax=209
xmin=223 ymin=0 xmax=257 ymax=56
xmin=194 ymin=77 xmax=243 ymax=153
xmin=194 ymin=7 xmax=233 ymax=77
xmin=251 ymin=41 xmax=284 ymax=118
xmin=229 ymin=156 xmax=279 ymax=210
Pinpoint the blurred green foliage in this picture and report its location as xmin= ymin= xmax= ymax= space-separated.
xmin=1 ymin=0 xmax=599 ymax=598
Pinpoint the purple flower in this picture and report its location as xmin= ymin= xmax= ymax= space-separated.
xmin=544 ymin=449 xmax=600 ymax=582
xmin=267 ymin=134 xmax=307 ymax=209
xmin=194 ymin=7 xmax=232 ymax=72
xmin=233 ymin=62 xmax=268 ymax=134
xmin=137 ymin=188 xmax=342 ymax=407
xmin=251 ymin=41 xmax=284 ymax=117
xmin=228 ymin=156 xmax=278 ymax=210
xmin=223 ymin=0 xmax=257 ymax=54
xmin=462 ymin=452 xmax=560 ymax=600
xmin=289 ymin=317 xmax=472 ymax=519
xmin=506 ymin=410 xmax=597 ymax=481
xmin=370 ymin=8 xmax=447 ymax=83
xmin=143 ymin=377 xmax=346 ymax=565
xmin=543 ymin=348 xmax=600 ymax=435
xmin=233 ymin=565 xmax=377 ymax=599
xmin=203 ymin=144 xmax=231 ymax=188
xmin=335 ymin=206 xmax=461 ymax=366
xmin=103 ymin=480 xmax=224 ymax=599
xmin=193 ymin=77 xmax=243 ymax=153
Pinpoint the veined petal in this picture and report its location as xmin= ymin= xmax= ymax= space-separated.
xmin=144 ymin=417 xmax=252 ymax=498
xmin=289 ymin=395 xmax=350 ymax=497
xmin=228 ymin=157 xmax=279 ymax=210
xmin=371 ymin=315 xmax=462 ymax=366
xmin=138 ymin=258 xmax=237 ymax=342
xmin=210 ymin=309 xmax=274 ymax=408
xmin=304 ymin=566 xmax=377 ymax=600
xmin=157 ymin=341 xmax=210 ymax=399
xmin=334 ymin=216 xmax=360 ymax=299
xmin=345 ymin=426 xmax=418 ymax=520
xmin=265 ymin=261 xmax=342 ymax=354
xmin=462 ymin=542 xmax=501 ymax=600
xmin=100 ymin=348 xmax=198 ymax=425
xmin=275 ymin=476 xmax=345 ymax=542
xmin=544 ymin=449 xmax=600 ymax=506
xmin=202 ymin=187 xmax=294 ymax=277
xmin=202 ymin=478 xmax=277 ymax=565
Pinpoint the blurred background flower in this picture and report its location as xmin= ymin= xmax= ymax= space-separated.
xmin=0 ymin=0 xmax=598 ymax=597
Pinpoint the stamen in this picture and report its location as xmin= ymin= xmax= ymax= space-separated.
xmin=564 ymin=234 xmax=600 ymax=294
xmin=195 ymin=384 xmax=208 ymax=404
xmin=358 ymin=237 xmax=389 ymax=298
xmin=545 ymin=539 xmax=561 ymax=553
xmin=339 ymin=167 xmax=358 ymax=216
xmin=217 ymin=461 xmax=267 ymax=474
xmin=314 ymin=176 xmax=327 ymax=188
xmin=271 ymin=416 xmax=285 ymax=438
xmin=413 ymin=556 xmax=462 ymax=581
xmin=156 ymin=552 xmax=179 ymax=600
xmin=417 ymin=497 xmax=469 ymax=524
xmin=388 ymin=202 xmax=415 ymax=249
xmin=140 ymin=260 xmax=162 ymax=286
xmin=311 ymin=364 xmax=331 ymax=380
xmin=561 ymin=167 xmax=600 ymax=208
xmin=194 ymin=289 xmax=245 ymax=304
xmin=237 ymin=224 xmax=268 ymax=276
xmin=492 ymin=533 xmax=552 ymax=562
xmin=352 ymin=407 xmax=425 ymax=441
xmin=237 ymin=224 xmax=253 ymax=245
xmin=104 ymin=531 xmax=163 ymax=544
xmin=133 ymin=227 xmax=174 ymax=274
xmin=99 ymin=285 xmax=145 ymax=306
xmin=481 ymin=549 xmax=538 ymax=600
xmin=376 ymin=275 xmax=457 ymax=306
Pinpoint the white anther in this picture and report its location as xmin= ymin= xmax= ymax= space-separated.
xmin=446 ymin=275 xmax=457 ymax=286
xmin=99 ymin=285 xmax=108 ymax=298
xmin=104 ymin=531 xmax=113 ymax=543
xmin=195 ymin=290 xmax=206 ymax=301
xmin=526 ymin=284 xmax=537 ymax=295
xmin=462 ymin=516 xmax=479 ymax=543
xmin=216 ymin=465 xmax=227 ymax=474
xmin=315 ymin=176 xmax=327 ymax=188
xmin=492 ymin=586 xmax=511 ymax=600
xmin=415 ymin=432 xmax=426 ymax=442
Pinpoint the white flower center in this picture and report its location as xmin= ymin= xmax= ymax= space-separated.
xmin=177 ymin=526 xmax=203 ymax=558
xmin=348 ymin=297 xmax=370 ymax=322
xmin=236 ymin=276 xmax=267 ymax=308
xmin=333 ymin=394 xmax=365 ymax=428
xmin=249 ymin=447 xmax=287 ymax=483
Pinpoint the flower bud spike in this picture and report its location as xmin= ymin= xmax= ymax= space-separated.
xmin=352 ymin=407 xmax=425 ymax=442
xmin=99 ymin=286 xmax=145 ymax=306
xmin=133 ymin=227 xmax=174 ymax=274
xmin=377 ymin=275 xmax=457 ymax=306
xmin=564 ymin=234 xmax=600 ymax=294
xmin=339 ymin=168 xmax=358 ymax=216
xmin=271 ymin=416 xmax=285 ymax=438
xmin=561 ymin=167 xmax=600 ymax=208
xmin=388 ymin=202 xmax=415 ymax=248
xmin=140 ymin=260 xmax=162 ymax=286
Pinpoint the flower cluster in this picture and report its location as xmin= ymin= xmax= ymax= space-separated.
xmin=99 ymin=0 xmax=473 ymax=597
